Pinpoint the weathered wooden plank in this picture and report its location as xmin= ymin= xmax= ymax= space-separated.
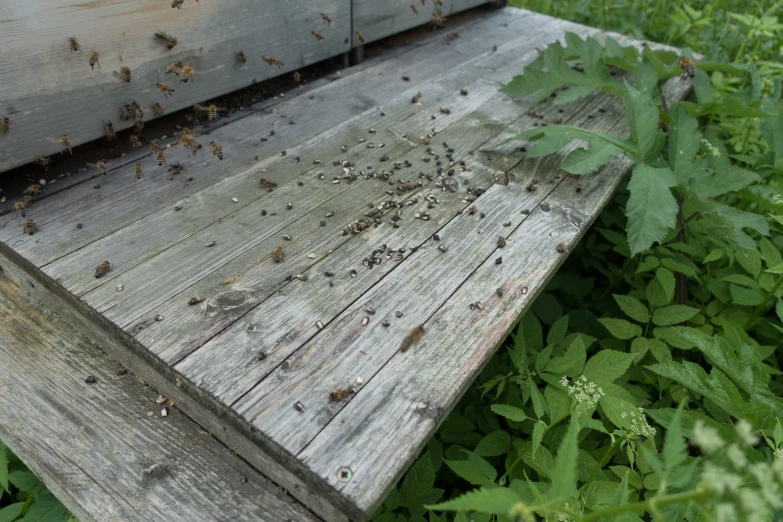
xmin=0 ymin=255 xmax=321 ymax=522
xmin=0 ymin=0 xmax=351 ymax=172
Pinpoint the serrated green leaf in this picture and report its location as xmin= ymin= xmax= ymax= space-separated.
xmin=597 ymin=318 xmax=642 ymax=340
xmin=651 ymin=305 xmax=700 ymax=326
xmin=491 ymin=404 xmax=528 ymax=423
xmin=766 ymin=263 xmax=783 ymax=275
xmin=613 ymin=294 xmax=650 ymax=323
xmin=703 ymin=249 xmax=724 ymax=263
xmin=760 ymin=96 xmax=783 ymax=170
xmin=530 ymin=380 xmax=546 ymax=419
xmin=669 ymin=104 xmax=701 ymax=186
xmin=18 ymin=491 xmax=70 ymax=522
xmin=475 ymin=431 xmax=512 ymax=457
xmin=776 ymin=300 xmax=783 ymax=323
xmin=444 ymin=451 xmax=497 ymax=488
xmin=0 ymin=503 xmax=25 ymax=522
xmin=633 ymin=61 xmax=658 ymax=97
xmin=383 ymin=487 xmax=401 ymax=511
xmin=626 ymin=164 xmax=678 ymax=256
xmin=531 ymin=422 xmax=546 ymax=459
xmin=760 ymin=238 xmax=783 ymax=270
xmin=730 ymin=284 xmax=766 ymax=306
xmin=554 ymin=85 xmax=596 ymax=105
xmin=425 ymin=487 xmax=522 ymax=514
xmin=584 ymin=350 xmax=637 ymax=386
xmin=663 ymin=403 xmax=687 ymax=471
xmin=547 ymin=315 xmax=570 ymax=346
xmin=550 ymin=415 xmax=580 ymax=499
xmin=400 ymin=454 xmax=440 ymax=514
xmin=8 ymin=472 xmax=45 ymax=495
xmin=0 ymin=445 xmax=8 ymax=494
xmin=562 ymin=141 xmax=623 ymax=175
xmin=692 ymin=165 xmax=760 ymax=200
xmin=623 ymin=81 xmax=664 ymax=160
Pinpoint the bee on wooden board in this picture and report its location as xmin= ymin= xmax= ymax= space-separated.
xmin=155 ymin=149 xmax=166 ymax=166
xmin=114 ymin=66 xmax=132 ymax=83
xmin=209 ymin=141 xmax=223 ymax=160
xmin=328 ymin=388 xmax=356 ymax=401
xmin=129 ymin=135 xmax=142 ymax=148
xmin=23 ymin=184 xmax=42 ymax=197
xmin=260 ymin=178 xmax=277 ymax=188
xmin=36 ymin=156 xmax=50 ymax=171
xmin=188 ymin=296 xmax=205 ymax=305
xmin=89 ymin=51 xmax=100 ymax=69
xmin=321 ymin=12 xmax=331 ymax=24
xmin=134 ymin=120 xmax=144 ymax=134
xmin=135 ymin=164 xmax=144 ymax=179
xmin=526 ymin=181 xmax=537 ymax=192
xmin=412 ymin=91 xmax=422 ymax=103
xmin=94 ymin=261 xmax=111 ymax=279
xmin=165 ymin=61 xmax=184 ymax=75
xmin=430 ymin=10 xmax=445 ymax=29
xmin=0 ymin=117 xmax=10 ymax=135
xmin=157 ymin=82 xmax=175 ymax=97
xmin=502 ymin=171 xmax=517 ymax=186
xmin=13 ymin=201 xmax=27 ymax=217
xmin=68 ymin=37 xmax=82 ymax=53
xmin=556 ymin=242 xmax=567 ymax=253
xmin=468 ymin=205 xmax=478 ymax=215
xmin=89 ymin=161 xmax=108 ymax=176
xmin=208 ymin=104 xmax=218 ymax=121
xmin=411 ymin=4 xmax=419 ymax=13
xmin=312 ymin=30 xmax=324 ymax=41
xmin=262 ymin=56 xmax=284 ymax=67
xmin=153 ymin=103 xmax=164 ymax=117
xmin=355 ymin=31 xmax=365 ymax=43
xmin=179 ymin=65 xmax=194 ymax=83
xmin=154 ymin=31 xmax=178 ymax=50
xmin=293 ymin=71 xmax=301 ymax=82
xmin=678 ymin=57 xmax=695 ymax=80
xmin=46 ymin=135 xmax=73 ymax=155
xmin=272 ymin=247 xmax=284 ymax=263
xmin=103 ymin=120 xmax=116 ymax=140
xmin=121 ymin=103 xmax=134 ymax=121
xmin=237 ymin=51 xmax=247 ymax=64
xmin=132 ymin=102 xmax=143 ymax=121
xmin=439 ymin=107 xmax=451 ymax=114
xmin=23 ymin=219 xmax=38 ymax=235
xmin=497 ymin=236 xmax=507 ymax=248
xmin=460 ymin=88 xmax=468 ymax=95
xmin=172 ymin=0 xmax=185 ymax=9
xmin=400 ymin=325 xmax=426 ymax=352
xmin=179 ymin=134 xmax=202 ymax=155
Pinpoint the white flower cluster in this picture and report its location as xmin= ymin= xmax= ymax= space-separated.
xmin=620 ymin=407 xmax=657 ymax=438
xmin=701 ymin=138 xmax=721 ymax=157
xmin=560 ymin=375 xmax=604 ymax=409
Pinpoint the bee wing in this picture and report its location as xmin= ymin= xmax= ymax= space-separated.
xmin=45 ymin=136 xmax=63 ymax=144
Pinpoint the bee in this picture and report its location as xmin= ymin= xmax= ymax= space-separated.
xmin=153 ymin=103 xmax=164 ymax=117
xmin=135 ymin=164 xmax=144 ymax=179
xmin=260 ymin=178 xmax=278 ymax=188
xmin=155 ymin=149 xmax=166 ymax=166
xmin=468 ymin=205 xmax=478 ymax=215
xmin=149 ymin=140 xmax=160 ymax=151
xmin=460 ymin=88 xmax=468 ymax=95
xmin=398 ymin=181 xmax=418 ymax=192
xmin=47 ymin=135 xmax=73 ymax=155
xmin=172 ymin=0 xmax=185 ymax=9
xmin=402 ymin=75 xmax=410 ymax=81
xmin=103 ymin=120 xmax=115 ymax=140
xmin=154 ymin=31 xmax=178 ymax=50
xmin=492 ymin=44 xmax=498 ymax=52
xmin=238 ymin=51 xmax=247 ymax=64
xmin=114 ymin=66 xmax=131 ymax=83
xmin=0 ymin=117 xmax=10 ymax=135
xmin=179 ymin=65 xmax=193 ymax=83
xmin=328 ymin=388 xmax=356 ymax=401
xmin=134 ymin=120 xmax=144 ymax=134
xmin=129 ymin=135 xmax=142 ymax=148
xmin=209 ymin=141 xmax=223 ymax=160
xmin=411 ymin=4 xmax=418 ymax=13
xmin=92 ymin=161 xmax=108 ymax=175
xmin=165 ymin=60 xmax=184 ymax=75
xmin=208 ymin=105 xmax=218 ymax=121
xmin=180 ymin=127 xmax=191 ymax=135
xmin=36 ymin=156 xmax=50 ymax=171
xmin=94 ymin=261 xmax=111 ymax=279
xmin=23 ymin=184 xmax=42 ymax=197
xmin=503 ymin=172 xmax=517 ymax=186
xmin=446 ymin=32 xmax=458 ymax=40
xmin=89 ymin=51 xmax=100 ymax=69
xmin=354 ymin=219 xmax=373 ymax=232
xmin=678 ymin=57 xmax=695 ymax=80
xmin=121 ymin=104 xmax=133 ymax=120
xmin=497 ymin=236 xmax=507 ymax=248
xmin=293 ymin=71 xmax=301 ymax=83
xmin=312 ymin=30 xmax=324 ymax=41
xmin=157 ymin=83 xmax=175 ymax=97
xmin=179 ymin=134 xmax=202 ymax=155
xmin=273 ymin=247 xmax=284 ymax=263
xmin=132 ymin=102 xmax=143 ymax=121
xmin=188 ymin=296 xmax=205 ymax=305
xmin=14 ymin=201 xmax=27 ymax=217
xmin=556 ymin=242 xmax=567 ymax=253
xmin=430 ymin=10 xmax=445 ymax=28
xmin=400 ymin=325 xmax=426 ymax=352
xmin=262 ymin=56 xmax=284 ymax=67
xmin=439 ymin=107 xmax=451 ymax=114
xmin=23 ymin=219 xmax=38 ymax=235
xmin=526 ymin=181 xmax=537 ymax=192
xmin=68 ymin=37 xmax=82 ymax=53
xmin=321 ymin=12 xmax=331 ymax=24
xmin=355 ymin=31 xmax=365 ymax=43
xmin=412 ymin=92 xmax=422 ymax=103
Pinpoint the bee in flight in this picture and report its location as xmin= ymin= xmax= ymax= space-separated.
xmin=46 ymin=135 xmax=73 ymax=155
xmin=179 ymin=134 xmax=202 ymax=155
xmin=209 ymin=141 xmax=223 ymax=160
xmin=129 ymin=135 xmax=142 ymax=148
xmin=114 ymin=66 xmax=132 ymax=83
xmin=172 ymin=0 xmax=185 ymax=9
xmin=293 ymin=71 xmax=301 ymax=82
xmin=355 ymin=31 xmax=365 ymax=43
xmin=88 ymin=161 xmax=108 ymax=176
xmin=153 ymin=103 xmax=164 ymax=117
xmin=262 ymin=56 xmax=284 ymax=67
xmin=312 ymin=30 xmax=324 ymax=40
xmin=68 ymin=37 xmax=82 ymax=53
xmin=157 ymin=82 xmax=175 ymax=97
xmin=36 ymin=156 xmax=50 ymax=171
xmin=154 ymin=31 xmax=178 ymax=50
xmin=400 ymin=325 xmax=426 ymax=352
xmin=23 ymin=184 xmax=42 ymax=197
xmin=0 ymin=117 xmax=10 ymax=135
xmin=677 ymin=57 xmax=695 ymax=80
xmin=165 ymin=60 xmax=184 ymax=75
xmin=237 ymin=51 xmax=247 ymax=64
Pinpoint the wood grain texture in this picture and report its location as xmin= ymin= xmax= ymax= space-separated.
xmin=0 ymin=0 xmax=350 ymax=172
xmin=0 ymin=254 xmax=320 ymax=522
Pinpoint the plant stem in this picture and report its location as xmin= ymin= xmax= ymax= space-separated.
xmin=582 ymin=486 xmax=712 ymax=522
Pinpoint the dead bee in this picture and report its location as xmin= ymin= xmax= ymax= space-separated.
xmin=23 ymin=184 xmax=42 ymax=197
xmin=321 ymin=12 xmax=331 ymax=24
xmin=157 ymin=82 xmax=175 ymax=97
xmin=260 ymin=178 xmax=278 ymax=188
xmin=294 ymin=71 xmax=301 ymax=82
xmin=165 ymin=60 xmax=184 ymax=75
xmin=526 ymin=181 xmax=537 ymax=192
xmin=0 ymin=117 xmax=10 ymax=135
xmin=238 ymin=51 xmax=247 ymax=64
xmin=497 ymin=236 xmax=507 ymax=248
xmin=439 ymin=107 xmax=451 ymax=114
xmin=179 ymin=65 xmax=194 ymax=83
xmin=134 ymin=120 xmax=144 ymax=134
xmin=13 ymin=201 xmax=27 ymax=217
xmin=23 ymin=219 xmax=38 ymax=235
xmin=460 ymin=88 xmax=468 ymax=95
xmin=262 ymin=56 xmax=284 ymax=67
xmin=412 ymin=92 xmax=423 ymax=103
xmin=172 ymin=0 xmax=185 ymax=9
xmin=468 ymin=205 xmax=478 ymax=215
xmin=354 ymin=219 xmax=373 ymax=232
xmin=188 ymin=296 xmax=205 ymax=305
xmin=400 ymin=325 xmax=426 ymax=352
xmin=328 ymin=388 xmax=356 ymax=401
xmin=129 ymin=135 xmax=142 ymax=148
xmin=153 ymin=103 xmax=164 ymax=117
xmin=36 ymin=156 xmax=50 ymax=171
xmin=208 ymin=104 xmax=217 ymax=121
xmin=556 ymin=242 xmax=567 ymax=253
xmin=103 ymin=120 xmax=115 ymax=140
xmin=678 ymin=57 xmax=695 ymax=80
xmin=135 ymin=164 xmax=144 ymax=179
xmin=209 ymin=141 xmax=223 ymax=160
xmin=154 ymin=31 xmax=178 ymax=50
xmin=312 ymin=30 xmax=324 ymax=40
xmin=115 ymin=66 xmax=131 ymax=83
xmin=121 ymin=104 xmax=134 ymax=120
xmin=132 ymin=102 xmax=143 ymax=121
xmin=179 ymin=134 xmax=202 ymax=155
xmin=68 ymin=37 xmax=82 ymax=53
xmin=273 ymin=247 xmax=284 ymax=263
xmin=355 ymin=31 xmax=365 ymax=43
xmin=94 ymin=261 xmax=111 ymax=279
xmin=89 ymin=51 xmax=100 ymax=69
xmin=398 ymin=181 xmax=419 ymax=192
xmin=402 ymin=75 xmax=410 ymax=81
xmin=47 ymin=135 xmax=73 ymax=155
xmin=155 ymin=149 xmax=166 ymax=166
xmin=411 ymin=4 xmax=418 ymax=13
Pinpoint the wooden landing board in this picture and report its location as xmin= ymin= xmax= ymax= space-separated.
xmin=0 ymin=0 xmax=351 ymax=172
xmin=0 ymin=255 xmax=321 ymax=522
xmin=0 ymin=7 xmax=691 ymax=521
